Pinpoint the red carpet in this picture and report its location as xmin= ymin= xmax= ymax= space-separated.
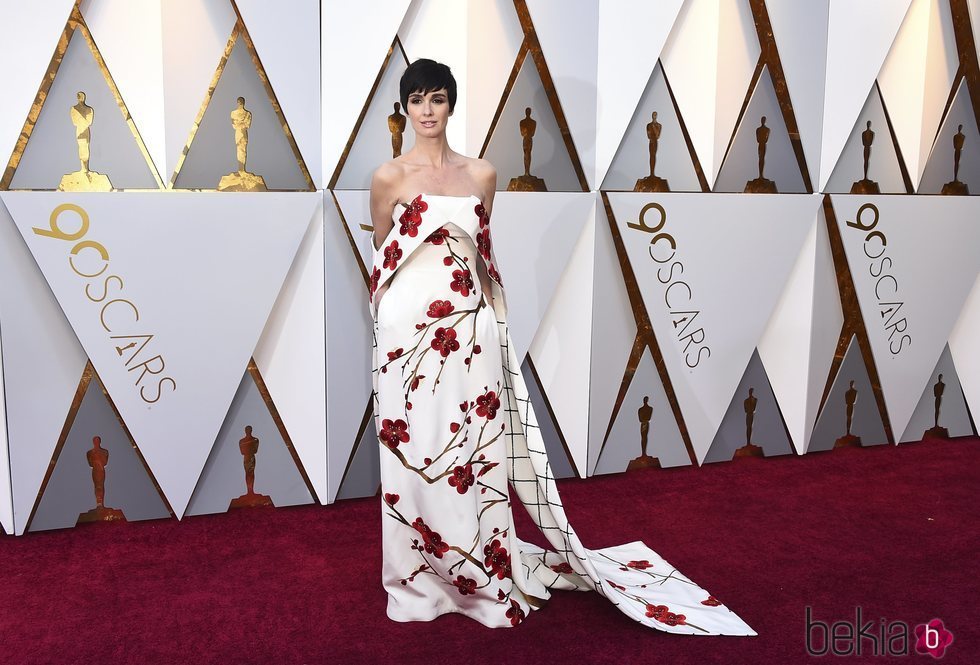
xmin=1 ymin=438 xmax=977 ymax=664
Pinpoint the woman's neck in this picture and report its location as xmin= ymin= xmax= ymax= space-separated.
xmin=409 ymin=133 xmax=455 ymax=169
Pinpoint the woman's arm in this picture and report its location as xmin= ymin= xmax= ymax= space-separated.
xmin=474 ymin=159 xmax=497 ymax=304
xmin=370 ymin=162 xmax=400 ymax=306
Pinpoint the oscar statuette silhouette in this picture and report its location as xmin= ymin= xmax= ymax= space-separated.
xmin=744 ymin=117 xmax=777 ymax=193
xmin=834 ymin=380 xmax=863 ymax=448
xmin=217 ymin=97 xmax=269 ymax=191
xmin=59 ymin=91 xmax=113 ymax=191
xmin=923 ymin=374 xmax=950 ymax=440
xmin=850 ymin=121 xmax=881 ymax=194
xmin=77 ymin=436 xmax=127 ymax=524
xmin=507 ymin=107 xmax=548 ymax=191
xmin=734 ymin=388 xmax=765 ymax=458
xmin=627 ymin=396 xmax=661 ymax=471
xmin=634 ymin=111 xmax=670 ymax=192
xmin=229 ymin=426 xmax=275 ymax=509
xmin=941 ymin=126 xmax=969 ymax=195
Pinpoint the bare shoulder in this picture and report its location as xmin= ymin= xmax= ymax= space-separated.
xmin=371 ymin=159 xmax=404 ymax=192
xmin=467 ymin=157 xmax=497 ymax=195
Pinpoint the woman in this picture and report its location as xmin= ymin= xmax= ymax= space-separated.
xmin=368 ymin=58 xmax=755 ymax=635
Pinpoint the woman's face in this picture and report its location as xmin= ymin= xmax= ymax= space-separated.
xmin=406 ymin=87 xmax=451 ymax=136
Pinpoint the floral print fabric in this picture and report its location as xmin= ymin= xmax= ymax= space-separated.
xmin=370 ymin=194 xmax=756 ymax=635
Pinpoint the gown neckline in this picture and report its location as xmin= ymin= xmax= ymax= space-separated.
xmin=374 ymin=193 xmax=482 ymax=251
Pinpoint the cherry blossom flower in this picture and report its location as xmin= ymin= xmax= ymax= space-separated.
xmin=430 ymin=327 xmax=460 ymax=357
xmin=475 ymin=390 xmax=500 ymax=420
xmin=398 ymin=195 xmax=428 ymax=237
xmin=411 ymin=517 xmax=450 ymax=558
xmin=379 ymin=418 xmax=410 ymax=448
xmin=447 ymin=463 xmax=475 ymax=494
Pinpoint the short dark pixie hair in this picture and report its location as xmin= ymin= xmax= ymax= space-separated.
xmin=400 ymin=58 xmax=457 ymax=112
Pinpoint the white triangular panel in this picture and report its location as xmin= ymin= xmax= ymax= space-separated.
xmin=0 ymin=192 xmax=318 ymax=518
xmin=466 ymin=0 xmax=525 ymax=155
xmin=918 ymin=79 xmax=980 ymax=194
xmin=0 ymin=0 xmax=77 ymax=174
xmin=0 ymin=326 xmax=11 ymax=534
xmin=491 ymin=192 xmax=592 ymax=360
xmin=712 ymin=0 xmax=761 ymax=186
xmin=661 ymin=0 xmax=721 ymax=186
xmin=161 ymin=0 xmax=237 ymax=182
xmin=820 ymin=0 xmax=913 ymax=189
xmin=331 ymin=189 xmax=373 ymax=272
xmin=595 ymin=0 xmax=684 ymax=186
xmin=766 ymin=0 xmax=830 ymax=186
xmin=529 ymin=203 xmax=595 ymax=476
xmin=323 ymin=195 xmax=374 ymax=503
xmin=609 ymin=192 xmax=820 ymax=463
xmin=237 ymin=0 xmax=321 ymax=187
xmin=758 ymin=212 xmax=843 ymax=453
xmin=81 ymin=0 xmax=166 ymax=182
xmin=878 ymin=0 xmax=958 ymax=187
xmin=900 ymin=345 xmax=974 ymax=442
xmin=397 ymin=0 xmax=468 ymax=151
xmin=949 ymin=273 xmax=980 ymax=426
xmin=253 ymin=201 xmax=326 ymax=502
xmin=832 ymin=195 xmax=980 ymax=439
xmin=587 ymin=202 xmax=637 ymax=475
xmin=322 ymin=1 xmax=412 ymax=180
xmin=0 ymin=198 xmax=89 ymax=536
xmin=526 ymin=0 xmax=598 ymax=188
xmin=758 ymin=218 xmax=818 ymax=453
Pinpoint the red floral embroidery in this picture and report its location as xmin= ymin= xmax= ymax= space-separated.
xmin=487 ymin=263 xmax=502 ymax=286
xmin=369 ymin=267 xmax=381 ymax=300
xmin=475 ymin=203 xmax=490 ymax=228
xmin=477 ymin=228 xmax=492 ymax=261
xmin=387 ymin=348 xmax=404 ymax=362
xmin=430 ymin=327 xmax=460 ymax=357
xmin=411 ymin=517 xmax=450 ymax=559
xmin=701 ymin=595 xmax=722 ymax=606
xmin=379 ymin=418 xmax=410 ymax=448
xmin=483 ymin=539 xmax=511 ymax=580
xmin=452 ymin=575 xmax=477 ymax=596
xmin=506 ymin=598 xmax=525 ymax=626
xmin=447 ymin=463 xmax=475 ymax=494
xmin=398 ymin=195 xmax=427 ymax=237
xmin=475 ymin=390 xmax=500 ymax=420
xmin=427 ymin=299 xmax=455 ymax=318
xmin=424 ymin=228 xmax=450 ymax=245
xmin=450 ymin=269 xmax=474 ymax=297
xmin=550 ymin=562 xmax=574 ymax=574
xmin=645 ymin=604 xmax=687 ymax=626
xmin=382 ymin=240 xmax=403 ymax=270
xmin=383 ymin=493 xmax=399 ymax=506
xmin=626 ymin=560 xmax=653 ymax=570
xmin=410 ymin=375 xmax=425 ymax=391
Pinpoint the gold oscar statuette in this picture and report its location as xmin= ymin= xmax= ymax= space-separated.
xmin=850 ymin=121 xmax=881 ymax=194
xmin=77 ymin=436 xmax=127 ymax=524
xmin=229 ymin=426 xmax=275 ymax=509
xmin=941 ymin=125 xmax=969 ymax=195
xmin=924 ymin=374 xmax=951 ymax=440
xmin=834 ymin=380 xmax=863 ymax=448
xmin=744 ymin=116 xmax=778 ymax=193
xmin=217 ymin=96 xmax=269 ymax=192
xmin=507 ymin=107 xmax=548 ymax=191
xmin=627 ymin=396 xmax=661 ymax=471
xmin=59 ymin=91 xmax=113 ymax=192
xmin=388 ymin=102 xmax=407 ymax=158
xmin=634 ymin=110 xmax=670 ymax=192
xmin=734 ymin=388 xmax=764 ymax=458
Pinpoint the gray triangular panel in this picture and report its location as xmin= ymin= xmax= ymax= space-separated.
xmin=30 ymin=373 xmax=169 ymax=532
xmin=601 ymin=62 xmax=701 ymax=192
xmin=918 ymin=79 xmax=980 ymax=195
xmin=714 ymin=67 xmax=807 ymax=193
xmin=594 ymin=351 xmax=689 ymax=475
xmin=185 ymin=371 xmax=313 ymax=516
xmin=334 ymin=43 xmax=413 ymax=189
xmin=809 ymin=335 xmax=888 ymax=451
xmin=336 ymin=417 xmax=381 ymax=500
xmin=173 ymin=35 xmax=308 ymax=190
xmin=703 ymin=349 xmax=793 ymax=463
xmin=900 ymin=345 xmax=975 ymax=442
xmin=483 ymin=55 xmax=580 ymax=191
xmin=825 ymin=84 xmax=907 ymax=194
xmin=522 ymin=358 xmax=576 ymax=478
xmin=10 ymin=26 xmax=158 ymax=189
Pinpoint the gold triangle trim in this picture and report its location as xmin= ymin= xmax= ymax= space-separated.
xmin=25 ymin=361 xmax=176 ymax=532
xmin=0 ymin=2 xmax=165 ymax=191
xmin=479 ymin=0 xmax=589 ymax=191
xmin=328 ymin=35 xmax=411 ymax=190
xmin=169 ymin=6 xmax=315 ymax=191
